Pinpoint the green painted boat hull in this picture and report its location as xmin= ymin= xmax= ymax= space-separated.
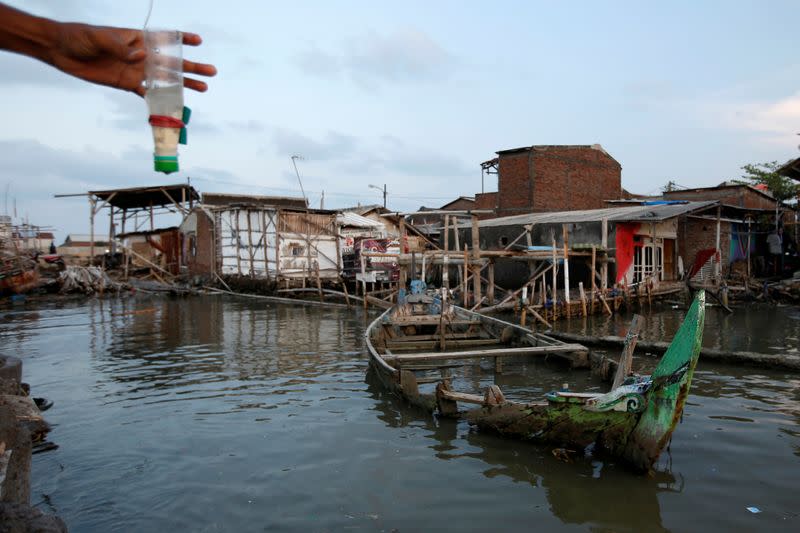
xmin=469 ymin=291 xmax=706 ymax=471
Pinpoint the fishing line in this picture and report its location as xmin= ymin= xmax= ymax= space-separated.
xmin=143 ymin=0 xmax=154 ymax=29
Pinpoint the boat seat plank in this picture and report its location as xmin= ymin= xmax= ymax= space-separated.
xmin=386 ymin=339 xmax=505 ymax=351
xmin=387 ymin=332 xmax=485 ymax=342
xmin=438 ymin=389 xmax=485 ymax=405
xmin=385 ymin=344 xmax=589 ymax=364
xmin=390 ymin=316 xmax=483 ymax=326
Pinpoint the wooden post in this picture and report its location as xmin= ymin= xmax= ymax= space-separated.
xmin=340 ymin=278 xmax=352 ymax=308
xmin=315 ymin=262 xmax=323 ymax=302
xmin=579 ymin=282 xmax=587 ymax=317
xmin=746 ymin=218 xmax=751 ymax=278
xmin=591 ymin=246 xmax=596 ymax=314
xmin=562 ymin=225 xmax=570 ymax=306
xmin=551 ymin=234 xmax=558 ymax=321
xmin=234 ymin=210 xmax=242 ymax=276
xmin=471 ymin=215 xmax=481 ymax=306
xmin=360 ymin=255 xmax=367 ymax=308
xmin=121 ymin=209 xmax=129 ymax=280
xmin=715 ymin=205 xmax=722 ymax=284
xmin=487 ymin=259 xmax=495 ymax=304
xmin=149 ymin=202 xmax=154 ymax=232
xmin=601 ymin=218 xmax=608 ymax=291
xmin=443 ymin=215 xmax=449 ymax=252
xmin=262 ymin=210 xmax=270 ymax=280
xmin=463 ymin=244 xmax=469 ymax=307
xmin=89 ymin=196 xmax=96 ymax=263
xmin=612 ymin=314 xmax=642 ymax=390
xmin=246 ymin=210 xmax=255 ymax=277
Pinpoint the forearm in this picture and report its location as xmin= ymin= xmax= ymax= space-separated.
xmin=0 ymin=3 xmax=58 ymax=65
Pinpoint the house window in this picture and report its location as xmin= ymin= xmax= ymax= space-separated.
xmin=290 ymin=244 xmax=305 ymax=256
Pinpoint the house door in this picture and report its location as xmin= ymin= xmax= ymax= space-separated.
xmin=633 ymin=238 xmax=664 ymax=283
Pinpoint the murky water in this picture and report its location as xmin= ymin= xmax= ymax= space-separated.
xmin=1 ymin=295 xmax=798 ymax=532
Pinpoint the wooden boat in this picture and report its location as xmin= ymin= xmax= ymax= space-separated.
xmin=365 ymin=289 xmax=706 ymax=472
xmin=365 ymin=288 xmax=591 ymax=411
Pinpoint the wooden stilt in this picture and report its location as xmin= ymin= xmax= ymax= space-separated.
xmin=579 ymin=282 xmax=587 ymax=317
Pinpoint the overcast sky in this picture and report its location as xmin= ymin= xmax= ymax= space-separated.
xmin=2 ymin=0 xmax=799 ymax=240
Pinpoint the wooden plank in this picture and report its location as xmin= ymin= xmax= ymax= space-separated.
xmin=579 ymin=282 xmax=587 ymax=317
xmin=385 ymin=344 xmax=589 ymax=364
xmin=387 ymin=332 xmax=484 ymax=342
xmin=390 ymin=316 xmax=482 ymax=326
xmin=612 ymin=314 xmax=642 ymax=390
xmin=387 ymin=338 xmax=506 ymax=351
xmin=438 ymin=389 xmax=485 ymax=405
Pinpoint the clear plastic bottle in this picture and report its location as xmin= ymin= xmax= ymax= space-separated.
xmin=144 ymin=30 xmax=184 ymax=174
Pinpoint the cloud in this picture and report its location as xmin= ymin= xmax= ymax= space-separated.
xmin=717 ymin=92 xmax=800 ymax=135
xmin=271 ymin=129 xmax=358 ymax=160
xmin=0 ymin=52 xmax=84 ymax=88
xmin=267 ymin=127 xmax=472 ymax=179
xmin=294 ymin=29 xmax=456 ymax=86
xmin=11 ymin=0 xmax=108 ymax=20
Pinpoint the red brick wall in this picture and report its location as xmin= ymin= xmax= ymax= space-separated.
xmin=678 ymin=217 xmax=732 ymax=275
xmin=497 ymin=152 xmax=531 ymax=215
xmin=496 ymin=146 xmax=621 ymax=216
xmin=474 ymin=192 xmax=498 ymax=219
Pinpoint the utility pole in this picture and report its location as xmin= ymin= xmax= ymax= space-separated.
xmin=291 ymin=155 xmax=307 ymax=207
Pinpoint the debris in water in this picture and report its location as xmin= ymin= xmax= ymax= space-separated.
xmin=746 ymin=507 xmax=761 ymax=514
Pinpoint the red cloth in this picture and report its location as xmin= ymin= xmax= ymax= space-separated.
xmin=687 ymin=248 xmax=720 ymax=278
xmin=615 ymin=222 xmax=641 ymax=283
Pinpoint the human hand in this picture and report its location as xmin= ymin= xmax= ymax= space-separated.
xmin=49 ymin=22 xmax=217 ymax=96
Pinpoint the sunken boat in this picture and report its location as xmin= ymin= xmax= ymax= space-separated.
xmin=365 ymin=287 xmax=706 ymax=472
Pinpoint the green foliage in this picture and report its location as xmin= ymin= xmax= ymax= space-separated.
xmin=737 ymin=161 xmax=798 ymax=203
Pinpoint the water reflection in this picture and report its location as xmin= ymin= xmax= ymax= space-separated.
xmin=553 ymin=301 xmax=800 ymax=355
xmin=365 ymin=367 xmax=679 ymax=532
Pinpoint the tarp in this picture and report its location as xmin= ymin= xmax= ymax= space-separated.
xmin=615 ymin=222 xmax=641 ymax=283
xmin=729 ymin=223 xmax=753 ymax=263
xmin=687 ymin=249 xmax=720 ymax=279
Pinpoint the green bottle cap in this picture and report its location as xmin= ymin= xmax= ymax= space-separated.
xmin=154 ymin=155 xmax=179 ymax=174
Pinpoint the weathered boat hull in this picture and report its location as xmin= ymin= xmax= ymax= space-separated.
xmin=365 ymin=302 xmax=589 ymax=412
xmin=467 ymin=291 xmax=705 ymax=471
xmin=0 ymin=269 xmax=39 ymax=296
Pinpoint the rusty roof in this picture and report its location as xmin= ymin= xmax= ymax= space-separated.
xmin=89 ymin=184 xmax=199 ymax=210
xmin=478 ymin=201 xmax=719 ymax=228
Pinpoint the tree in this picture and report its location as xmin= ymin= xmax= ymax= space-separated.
xmin=737 ymin=161 xmax=798 ymax=203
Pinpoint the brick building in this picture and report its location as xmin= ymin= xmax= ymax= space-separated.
xmin=661 ymin=182 xmax=778 ymax=210
xmin=483 ymin=144 xmax=622 ymax=217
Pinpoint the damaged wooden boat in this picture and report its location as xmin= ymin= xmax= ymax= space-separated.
xmin=365 ymin=286 xmax=591 ymax=410
xmin=365 ymin=288 xmax=706 ymax=472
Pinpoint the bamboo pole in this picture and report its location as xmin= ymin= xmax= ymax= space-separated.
xmin=487 ymin=259 xmax=495 ymax=304
xmin=562 ymin=225 xmax=570 ymax=305
xmin=471 ymin=215 xmax=481 ymax=306
xmin=551 ymin=235 xmax=558 ymax=321
xmin=601 ymin=218 xmax=608 ymax=291
xmin=463 ymin=244 xmax=469 ymax=307
xmin=579 ymin=282 xmax=587 ymax=317
xmin=591 ymin=246 xmax=596 ymax=314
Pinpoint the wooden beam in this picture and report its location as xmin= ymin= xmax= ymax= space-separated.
xmin=612 ymin=314 xmax=642 ymax=390
xmin=384 ymin=344 xmax=589 ymax=364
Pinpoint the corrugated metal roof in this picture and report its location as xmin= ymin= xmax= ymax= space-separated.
xmin=478 ymin=201 xmax=719 ymax=228
xmin=337 ymin=212 xmax=385 ymax=228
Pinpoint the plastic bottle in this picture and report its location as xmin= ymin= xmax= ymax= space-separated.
xmin=144 ymin=30 xmax=186 ymax=174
